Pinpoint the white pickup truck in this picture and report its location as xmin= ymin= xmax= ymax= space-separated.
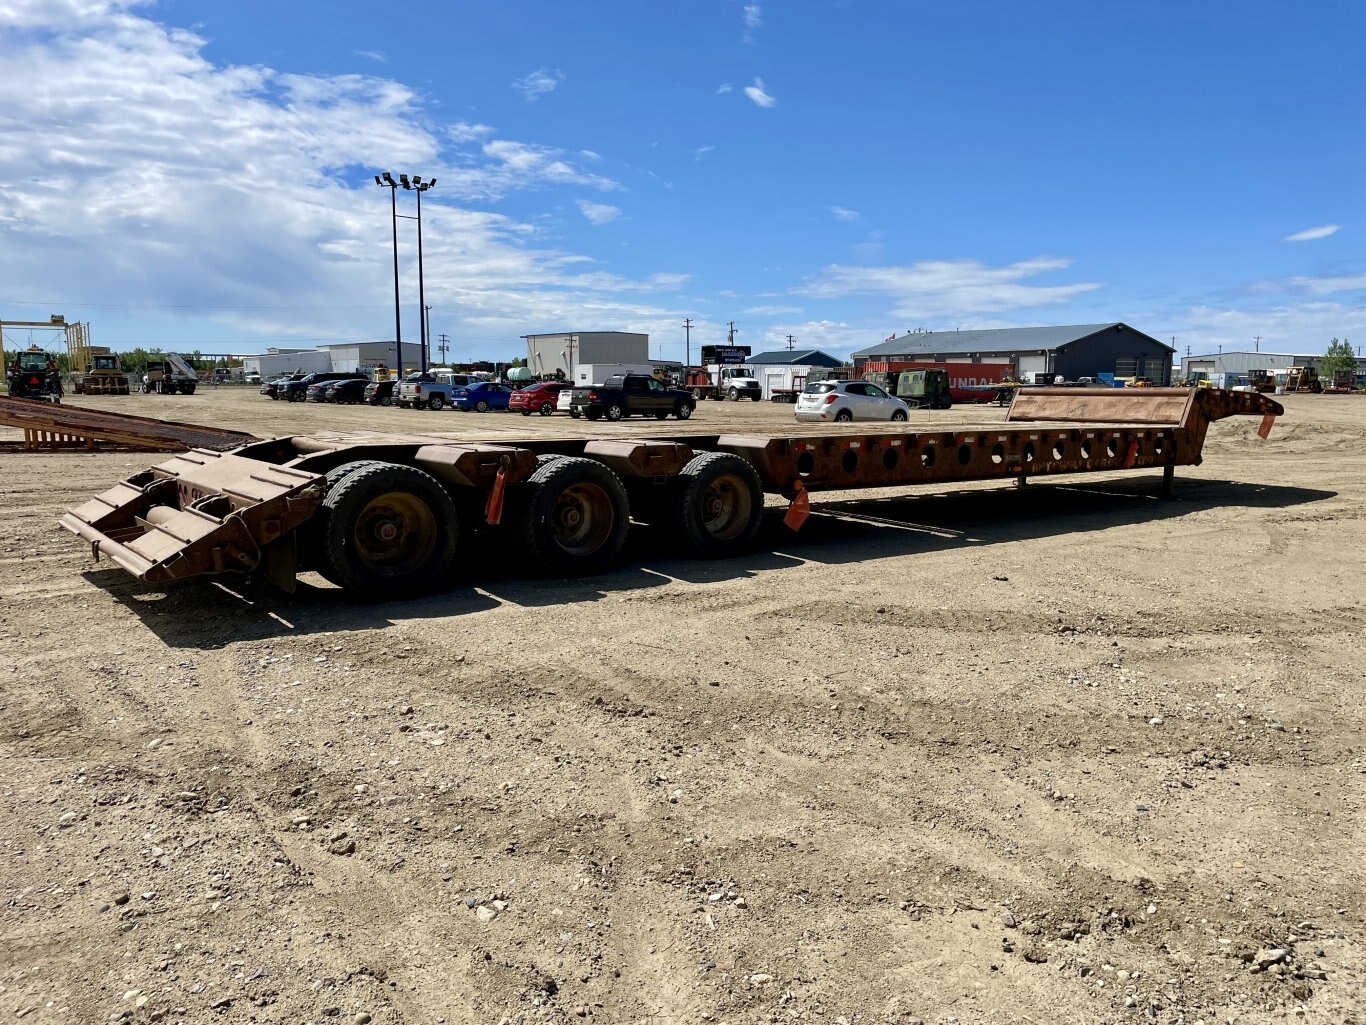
xmin=396 ymin=371 xmax=482 ymax=410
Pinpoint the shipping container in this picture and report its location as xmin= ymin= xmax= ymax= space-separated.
xmin=862 ymin=361 xmax=1012 ymax=402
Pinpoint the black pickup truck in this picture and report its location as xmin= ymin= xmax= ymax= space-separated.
xmin=570 ymin=373 xmax=696 ymax=421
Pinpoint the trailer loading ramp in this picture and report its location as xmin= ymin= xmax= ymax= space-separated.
xmin=0 ymin=396 xmax=257 ymax=452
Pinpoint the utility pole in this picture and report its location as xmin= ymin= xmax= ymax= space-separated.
xmin=682 ymin=318 xmax=693 ymax=371
xmin=1254 ymin=335 xmax=1261 ymax=353
xmin=438 ymin=333 xmax=450 ymax=364
xmin=727 ymin=321 xmax=737 ymax=345
xmin=786 ymin=334 xmax=795 ymax=351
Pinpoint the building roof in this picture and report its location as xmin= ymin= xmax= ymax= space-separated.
xmin=1183 ymin=350 xmax=1321 ymax=360
xmin=747 ymin=348 xmax=844 ymax=368
xmin=853 ymin=322 xmax=1171 ymax=359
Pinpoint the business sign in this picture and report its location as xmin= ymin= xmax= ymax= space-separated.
xmin=703 ymin=344 xmax=751 ymax=364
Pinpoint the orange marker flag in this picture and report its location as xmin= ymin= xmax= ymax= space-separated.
xmin=1257 ymin=413 xmax=1275 ymax=440
xmin=485 ymin=464 xmax=508 ymax=525
xmin=783 ymin=481 xmax=810 ymax=532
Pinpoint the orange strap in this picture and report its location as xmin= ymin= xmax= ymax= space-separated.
xmin=1123 ymin=439 xmax=1139 ymax=469
xmin=485 ymin=462 xmax=509 ymax=525
xmin=783 ymin=481 xmax=810 ymax=532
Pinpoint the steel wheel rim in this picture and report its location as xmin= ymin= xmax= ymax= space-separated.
xmin=352 ymin=491 xmax=438 ymax=575
xmin=549 ymin=483 xmax=613 ymax=556
xmin=701 ymin=474 xmax=752 ymax=541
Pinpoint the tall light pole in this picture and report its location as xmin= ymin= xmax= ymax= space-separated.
xmin=399 ymin=175 xmax=436 ymax=372
xmin=373 ymin=172 xmax=403 ymax=378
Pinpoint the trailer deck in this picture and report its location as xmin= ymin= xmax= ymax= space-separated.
xmin=59 ymin=387 xmax=1282 ymax=597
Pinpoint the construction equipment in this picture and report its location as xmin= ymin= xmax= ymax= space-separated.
xmin=67 ymin=321 xmax=130 ymax=395
xmin=1325 ymin=369 xmax=1358 ymax=394
xmin=60 ymin=387 xmax=1282 ymax=598
xmin=5 ymin=347 xmax=62 ymax=401
xmin=1285 ymin=366 xmax=1323 ymax=393
xmin=143 ymin=352 xmax=199 ymax=394
xmin=1247 ymin=369 xmax=1277 ymax=394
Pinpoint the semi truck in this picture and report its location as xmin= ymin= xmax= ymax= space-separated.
xmin=685 ymin=365 xmax=762 ymax=401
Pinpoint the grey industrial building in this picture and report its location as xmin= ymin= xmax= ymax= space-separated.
xmin=1179 ymin=349 xmax=1366 ymax=382
xmin=853 ymin=323 xmax=1175 ymax=385
xmin=522 ymin=331 xmax=649 ymax=380
xmin=242 ymin=341 xmax=424 ymax=379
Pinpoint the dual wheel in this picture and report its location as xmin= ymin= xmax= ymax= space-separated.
xmin=306 ymin=451 xmax=764 ymax=598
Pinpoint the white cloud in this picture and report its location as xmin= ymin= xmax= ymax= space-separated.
xmin=1176 ymin=302 xmax=1366 ymax=357
xmin=1282 ymin=224 xmax=1340 ymax=242
xmin=743 ymin=3 xmax=762 ymax=41
xmin=577 ymin=199 xmax=621 ymax=225
xmin=447 ymin=121 xmax=494 ymax=143
xmin=830 ymin=206 xmax=860 ymax=222
xmin=1286 ymin=272 xmax=1366 ymax=295
xmin=716 ymin=83 xmax=733 ymax=94
xmin=796 ymin=257 xmax=1103 ymax=318
xmin=0 ymin=1 xmax=683 ymax=351
xmin=743 ymin=78 xmax=776 ymax=108
xmin=744 ymin=305 xmax=805 ymax=316
xmin=695 ymin=145 xmax=715 ymax=161
xmin=512 ymin=67 xmax=564 ymax=101
xmin=353 ymin=50 xmax=385 ymax=63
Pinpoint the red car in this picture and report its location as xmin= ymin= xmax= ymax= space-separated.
xmin=509 ymin=381 xmax=570 ymax=416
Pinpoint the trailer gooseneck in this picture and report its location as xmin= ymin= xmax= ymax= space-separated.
xmin=59 ymin=388 xmax=1282 ymax=598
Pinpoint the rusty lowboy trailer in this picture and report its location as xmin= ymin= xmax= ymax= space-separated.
xmin=59 ymin=388 xmax=1282 ymax=598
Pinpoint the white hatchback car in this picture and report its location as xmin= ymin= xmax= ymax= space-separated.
xmin=794 ymin=380 xmax=911 ymax=423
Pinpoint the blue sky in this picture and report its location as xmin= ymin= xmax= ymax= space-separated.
xmin=0 ymin=0 xmax=1361 ymax=363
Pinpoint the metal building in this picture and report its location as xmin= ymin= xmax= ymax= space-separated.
xmin=853 ymin=323 xmax=1175 ymax=385
xmin=1179 ymin=350 xmax=1366 ymax=383
xmin=522 ymin=331 xmax=649 ymax=380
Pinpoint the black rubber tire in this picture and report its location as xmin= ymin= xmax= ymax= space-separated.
xmin=751 ymin=394 xmax=761 ymax=401
xmin=891 ymin=409 xmax=908 ymax=422
xmin=429 ymin=394 xmax=445 ymax=411
xmin=727 ymin=387 xmax=739 ymax=401
xmin=510 ymin=456 xmax=629 ymax=577
xmin=569 ymin=408 xmax=582 ymax=419
xmin=654 ymin=411 xmax=669 ymax=419
xmin=834 ymin=409 xmax=853 ymax=422
xmin=605 ymin=403 xmax=625 ymax=421
xmin=299 ymin=460 xmax=397 ymax=570
xmin=675 ymin=402 xmax=693 ymax=420
xmin=381 ymin=395 xmax=392 ymax=406
xmin=475 ymin=400 xmax=489 ymax=412
xmin=270 ymin=393 xmax=279 ymax=400
xmin=521 ymin=410 xmax=533 ymax=417
xmin=182 ymin=384 xmax=196 ymax=395
xmin=666 ymin=452 xmax=764 ymax=558
xmin=313 ymin=462 xmax=459 ymax=598
xmin=692 ymin=388 xmax=705 ymax=400
xmin=539 ymin=402 xmax=554 ymax=416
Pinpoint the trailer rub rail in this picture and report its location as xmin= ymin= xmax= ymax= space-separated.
xmin=59 ymin=387 xmax=1282 ymax=597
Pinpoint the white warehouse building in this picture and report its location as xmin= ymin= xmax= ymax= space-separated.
xmin=522 ymin=331 xmax=649 ymax=380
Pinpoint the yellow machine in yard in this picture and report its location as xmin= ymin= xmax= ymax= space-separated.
xmin=67 ymin=321 xmax=130 ymax=395
xmin=1286 ymin=366 xmax=1323 ymax=393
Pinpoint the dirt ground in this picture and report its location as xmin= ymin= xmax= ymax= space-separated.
xmin=1 ymin=387 xmax=1363 ymax=1025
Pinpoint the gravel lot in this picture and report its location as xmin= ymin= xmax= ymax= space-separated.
xmin=1 ymin=387 xmax=1362 ymax=1025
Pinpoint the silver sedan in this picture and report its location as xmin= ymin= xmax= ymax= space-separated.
xmin=794 ymin=380 xmax=910 ymax=423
